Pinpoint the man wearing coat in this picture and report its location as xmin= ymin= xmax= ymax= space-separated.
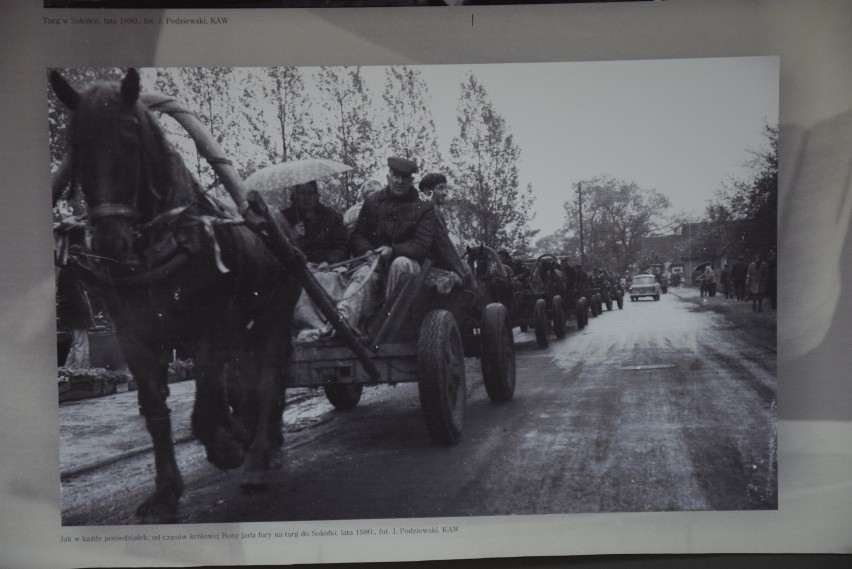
xmin=350 ymin=156 xmax=436 ymax=297
xmin=337 ymin=157 xmax=436 ymax=334
xmin=281 ymin=180 xmax=348 ymax=265
xmin=418 ymin=172 xmax=470 ymax=285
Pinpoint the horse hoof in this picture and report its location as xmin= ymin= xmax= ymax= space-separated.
xmin=204 ymin=427 xmax=246 ymax=470
xmin=265 ymin=449 xmax=284 ymax=470
xmin=239 ymin=471 xmax=268 ymax=493
xmin=135 ymin=494 xmax=178 ymax=524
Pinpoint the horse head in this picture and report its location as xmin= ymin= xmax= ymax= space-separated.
xmin=51 ymin=68 xmax=172 ymax=267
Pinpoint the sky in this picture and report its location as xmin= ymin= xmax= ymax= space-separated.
xmin=359 ymin=56 xmax=779 ymax=238
xmin=136 ymin=57 xmax=778 ymax=240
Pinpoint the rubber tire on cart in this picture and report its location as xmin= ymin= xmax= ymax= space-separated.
xmin=533 ymin=298 xmax=549 ymax=348
xmin=481 ymin=303 xmax=516 ymax=403
xmin=418 ymin=310 xmax=466 ymax=445
xmin=576 ymin=297 xmax=588 ymax=329
xmin=617 ymin=292 xmax=624 ymax=309
xmin=552 ymin=295 xmax=566 ymax=339
xmin=324 ymin=384 xmax=363 ymax=411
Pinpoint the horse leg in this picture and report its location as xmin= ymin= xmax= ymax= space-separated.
xmin=191 ymin=342 xmax=246 ymax=471
xmin=240 ymin=320 xmax=288 ymax=491
xmin=116 ymin=331 xmax=184 ymax=521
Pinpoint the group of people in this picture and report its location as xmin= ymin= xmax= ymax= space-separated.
xmin=285 ymin=156 xmax=466 ymax=342
xmin=716 ymin=248 xmax=777 ymax=312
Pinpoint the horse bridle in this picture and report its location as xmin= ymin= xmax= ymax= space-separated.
xmin=88 ymin=203 xmax=140 ymax=224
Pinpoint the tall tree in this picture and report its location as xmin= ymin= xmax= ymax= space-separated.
xmin=237 ymin=67 xmax=321 ymax=209
xmin=144 ymin=67 xmax=247 ymax=204
xmin=447 ymin=73 xmax=537 ymax=253
xmin=705 ymin=123 xmax=778 ymax=256
xmin=314 ymin=66 xmax=380 ymax=210
xmin=563 ymin=175 xmax=671 ymax=269
xmin=381 ymin=66 xmax=443 ymax=173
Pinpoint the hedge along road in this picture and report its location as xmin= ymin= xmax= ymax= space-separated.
xmin=60 ymin=289 xmax=777 ymax=525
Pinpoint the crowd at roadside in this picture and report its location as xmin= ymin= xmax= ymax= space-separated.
xmin=673 ymin=247 xmax=777 ymax=318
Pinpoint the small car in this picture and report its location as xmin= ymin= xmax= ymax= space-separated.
xmin=629 ymin=274 xmax=662 ymax=301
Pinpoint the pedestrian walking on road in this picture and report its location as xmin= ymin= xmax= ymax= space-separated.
xmin=731 ymin=257 xmax=748 ymax=301
xmin=767 ymin=247 xmax=777 ymax=309
xmin=747 ymin=253 xmax=769 ymax=312
xmin=721 ymin=264 xmax=733 ymax=299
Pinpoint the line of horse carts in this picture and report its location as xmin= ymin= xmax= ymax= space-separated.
xmin=50 ymin=69 xmax=624 ymax=521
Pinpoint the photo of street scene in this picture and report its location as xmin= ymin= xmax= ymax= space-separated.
xmin=51 ymin=58 xmax=778 ymax=525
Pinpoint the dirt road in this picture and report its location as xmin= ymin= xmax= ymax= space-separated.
xmin=60 ymin=289 xmax=776 ymax=524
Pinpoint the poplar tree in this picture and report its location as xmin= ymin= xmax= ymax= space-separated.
xmin=314 ymin=66 xmax=380 ymax=210
xmin=448 ymin=73 xmax=537 ymax=252
xmin=146 ymin=67 xmax=245 ymax=201
xmin=381 ymin=66 xmax=443 ymax=173
xmin=238 ymin=67 xmax=321 ymax=209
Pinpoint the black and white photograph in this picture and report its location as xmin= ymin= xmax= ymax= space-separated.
xmin=50 ymin=58 xmax=778 ymax=526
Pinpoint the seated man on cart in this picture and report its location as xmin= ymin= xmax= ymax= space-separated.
xmin=335 ymin=157 xmax=436 ymax=334
xmin=281 ymin=180 xmax=348 ymax=265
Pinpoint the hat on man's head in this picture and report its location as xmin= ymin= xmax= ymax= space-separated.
xmin=387 ymin=156 xmax=419 ymax=175
xmin=418 ymin=172 xmax=447 ymax=194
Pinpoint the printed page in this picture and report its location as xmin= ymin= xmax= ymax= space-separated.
xmin=1 ymin=1 xmax=851 ymax=567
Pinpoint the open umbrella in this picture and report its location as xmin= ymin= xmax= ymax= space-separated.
xmin=244 ymin=158 xmax=352 ymax=195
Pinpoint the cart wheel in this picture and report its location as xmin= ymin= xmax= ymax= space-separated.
xmin=576 ymin=298 xmax=587 ymax=329
xmin=552 ymin=295 xmax=566 ymax=339
xmin=481 ymin=303 xmax=516 ymax=403
xmin=418 ymin=310 xmax=465 ymax=445
xmin=533 ymin=298 xmax=549 ymax=348
xmin=617 ymin=293 xmax=624 ymax=310
xmin=324 ymin=384 xmax=363 ymax=411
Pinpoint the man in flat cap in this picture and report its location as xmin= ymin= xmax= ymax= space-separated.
xmin=337 ymin=157 xmax=436 ymax=333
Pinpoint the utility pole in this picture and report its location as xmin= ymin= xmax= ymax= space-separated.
xmin=577 ymin=181 xmax=585 ymax=266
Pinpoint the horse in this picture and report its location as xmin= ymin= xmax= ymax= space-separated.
xmin=464 ymin=245 xmax=513 ymax=313
xmin=530 ymin=255 xmax=568 ymax=300
xmin=50 ymin=68 xmax=301 ymax=522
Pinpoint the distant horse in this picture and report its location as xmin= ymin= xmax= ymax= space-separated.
xmin=530 ymin=255 xmax=568 ymax=299
xmin=50 ymin=69 xmax=301 ymax=521
xmin=464 ymin=245 xmax=513 ymax=312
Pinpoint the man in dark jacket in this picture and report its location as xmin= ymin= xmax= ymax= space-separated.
xmin=731 ymin=256 xmax=749 ymax=301
xmin=350 ymin=156 xmax=435 ymax=297
xmin=329 ymin=157 xmax=435 ymax=335
xmin=418 ymin=172 xmax=470 ymax=284
xmin=281 ymin=181 xmax=348 ymax=265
